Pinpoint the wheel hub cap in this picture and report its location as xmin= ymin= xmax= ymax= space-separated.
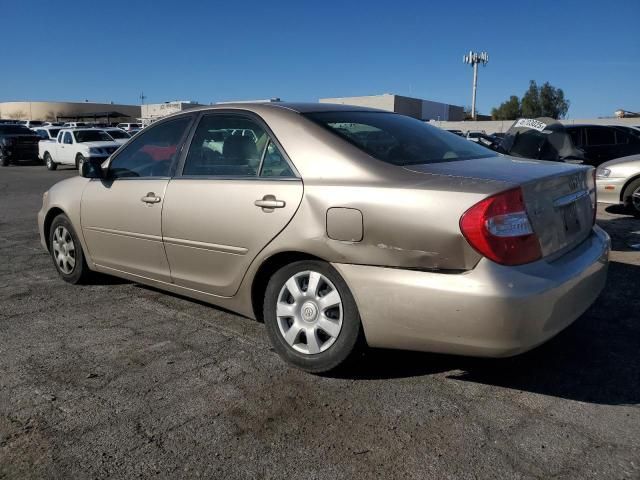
xmin=276 ymin=270 xmax=343 ymax=355
xmin=52 ymin=226 xmax=76 ymax=275
xmin=301 ymin=301 xmax=318 ymax=323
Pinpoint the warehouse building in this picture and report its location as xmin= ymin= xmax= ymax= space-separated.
xmin=0 ymin=101 xmax=140 ymax=123
xmin=140 ymin=101 xmax=206 ymax=126
xmin=319 ymin=93 xmax=465 ymax=121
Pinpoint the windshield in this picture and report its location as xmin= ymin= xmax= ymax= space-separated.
xmin=304 ymin=111 xmax=494 ymax=166
xmin=105 ymin=129 xmax=130 ymax=139
xmin=0 ymin=125 xmax=33 ymax=134
xmin=73 ymin=130 xmax=113 ymax=142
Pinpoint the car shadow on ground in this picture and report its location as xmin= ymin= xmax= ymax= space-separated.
xmin=5 ymin=159 xmax=44 ymax=167
xmin=334 ymin=260 xmax=639 ymax=407
xmin=598 ymin=211 xmax=640 ymax=252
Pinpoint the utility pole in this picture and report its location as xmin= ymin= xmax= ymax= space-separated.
xmin=139 ymin=91 xmax=147 ymax=105
xmin=463 ymin=51 xmax=489 ymax=120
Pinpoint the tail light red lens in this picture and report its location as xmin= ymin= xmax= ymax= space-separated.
xmin=460 ymin=187 xmax=542 ymax=266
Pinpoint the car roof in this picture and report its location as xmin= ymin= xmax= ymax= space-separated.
xmin=565 ymin=124 xmax=628 ymax=129
xmin=181 ymin=102 xmax=387 ymax=116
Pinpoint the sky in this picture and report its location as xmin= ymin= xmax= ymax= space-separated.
xmin=1 ymin=0 xmax=638 ymax=118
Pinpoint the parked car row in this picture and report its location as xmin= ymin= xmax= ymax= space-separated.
xmin=0 ymin=123 xmax=134 ymax=168
xmin=0 ymin=117 xmax=145 ymax=167
xmin=451 ymin=118 xmax=640 ymax=168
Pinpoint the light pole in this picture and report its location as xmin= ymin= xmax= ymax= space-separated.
xmin=463 ymin=51 xmax=489 ymax=120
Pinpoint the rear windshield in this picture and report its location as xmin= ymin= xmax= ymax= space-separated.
xmin=304 ymin=111 xmax=493 ymax=166
xmin=0 ymin=125 xmax=32 ymax=134
xmin=73 ymin=130 xmax=112 ymax=142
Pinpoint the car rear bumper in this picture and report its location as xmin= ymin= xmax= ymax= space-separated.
xmin=596 ymin=177 xmax=626 ymax=204
xmin=333 ymin=225 xmax=610 ymax=357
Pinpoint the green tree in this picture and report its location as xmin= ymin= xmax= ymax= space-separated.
xmin=491 ymin=95 xmax=521 ymax=120
xmin=492 ymin=81 xmax=570 ymax=120
xmin=521 ymin=80 xmax=542 ymax=118
xmin=539 ymin=81 xmax=569 ymax=119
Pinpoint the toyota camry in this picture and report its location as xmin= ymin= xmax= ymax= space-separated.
xmin=38 ymin=103 xmax=610 ymax=372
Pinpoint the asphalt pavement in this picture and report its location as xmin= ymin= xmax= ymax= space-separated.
xmin=1 ymin=164 xmax=639 ymax=479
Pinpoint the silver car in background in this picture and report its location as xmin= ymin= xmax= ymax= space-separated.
xmin=596 ymin=153 xmax=640 ymax=216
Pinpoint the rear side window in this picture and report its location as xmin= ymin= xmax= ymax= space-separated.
xmin=260 ymin=141 xmax=294 ymax=177
xmin=304 ymin=111 xmax=493 ymax=166
xmin=587 ymin=127 xmax=615 ymax=146
xmin=109 ymin=116 xmax=192 ymax=178
xmin=183 ymin=115 xmax=268 ymax=177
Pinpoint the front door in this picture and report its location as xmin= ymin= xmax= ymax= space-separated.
xmin=61 ymin=131 xmax=75 ymax=164
xmin=161 ymin=113 xmax=303 ymax=297
xmin=81 ymin=115 xmax=194 ymax=282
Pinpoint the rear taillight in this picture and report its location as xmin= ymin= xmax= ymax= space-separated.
xmin=588 ymin=168 xmax=597 ymax=225
xmin=460 ymin=187 xmax=542 ymax=266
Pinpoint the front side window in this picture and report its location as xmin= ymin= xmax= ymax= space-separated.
xmin=183 ymin=115 xmax=268 ymax=176
xmin=304 ymin=111 xmax=493 ymax=166
xmin=109 ymin=116 xmax=192 ymax=178
xmin=63 ymin=132 xmax=73 ymax=144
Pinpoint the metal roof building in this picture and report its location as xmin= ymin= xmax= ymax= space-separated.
xmin=319 ymin=93 xmax=465 ymax=121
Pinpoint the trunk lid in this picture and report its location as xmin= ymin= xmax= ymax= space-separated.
xmin=404 ymin=155 xmax=595 ymax=259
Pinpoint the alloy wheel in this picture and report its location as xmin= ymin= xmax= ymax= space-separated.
xmin=52 ymin=226 xmax=76 ymax=274
xmin=276 ymin=270 xmax=343 ymax=355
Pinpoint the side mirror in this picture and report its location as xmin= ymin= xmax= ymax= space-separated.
xmin=80 ymin=158 xmax=105 ymax=179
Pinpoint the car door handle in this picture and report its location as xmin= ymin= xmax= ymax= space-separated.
xmin=254 ymin=195 xmax=286 ymax=209
xmin=141 ymin=192 xmax=161 ymax=204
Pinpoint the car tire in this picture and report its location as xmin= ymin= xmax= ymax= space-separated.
xmin=48 ymin=214 xmax=92 ymax=284
xmin=0 ymin=154 xmax=9 ymax=167
xmin=44 ymin=152 xmax=57 ymax=170
xmin=76 ymin=154 xmax=85 ymax=171
xmin=263 ymin=260 xmax=363 ymax=373
xmin=623 ymin=178 xmax=640 ymax=217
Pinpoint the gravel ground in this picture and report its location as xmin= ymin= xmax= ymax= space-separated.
xmin=1 ymin=164 xmax=639 ymax=479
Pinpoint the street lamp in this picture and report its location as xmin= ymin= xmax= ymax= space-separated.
xmin=463 ymin=51 xmax=489 ymax=120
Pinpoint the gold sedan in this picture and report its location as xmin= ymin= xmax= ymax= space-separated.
xmin=38 ymin=103 xmax=609 ymax=372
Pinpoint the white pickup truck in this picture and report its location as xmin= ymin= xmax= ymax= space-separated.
xmin=42 ymin=128 xmax=121 ymax=170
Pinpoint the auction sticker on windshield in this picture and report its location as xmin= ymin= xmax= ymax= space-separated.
xmin=514 ymin=118 xmax=548 ymax=131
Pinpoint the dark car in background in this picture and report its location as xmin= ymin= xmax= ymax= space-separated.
xmin=0 ymin=124 xmax=40 ymax=166
xmin=565 ymin=124 xmax=640 ymax=166
xmin=498 ymin=118 xmax=586 ymax=163
xmin=497 ymin=118 xmax=640 ymax=166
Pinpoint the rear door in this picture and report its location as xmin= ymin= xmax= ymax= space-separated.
xmin=162 ymin=112 xmax=303 ymax=297
xmin=81 ymin=115 xmax=195 ymax=282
